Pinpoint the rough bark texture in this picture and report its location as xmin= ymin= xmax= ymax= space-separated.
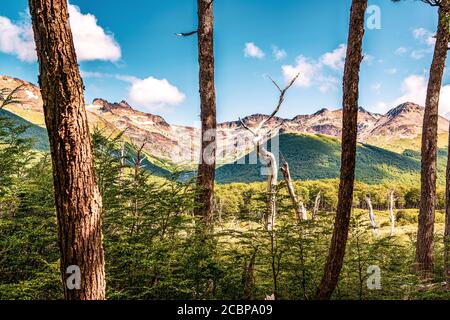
xmin=194 ymin=0 xmax=217 ymax=228
xmin=417 ymin=0 xmax=450 ymax=281
xmin=29 ymin=0 xmax=106 ymax=300
xmin=316 ymin=0 xmax=367 ymax=300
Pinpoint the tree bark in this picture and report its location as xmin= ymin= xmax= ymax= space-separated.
xmin=28 ymin=0 xmax=106 ymax=300
xmin=194 ymin=0 xmax=217 ymax=230
xmin=389 ymin=190 xmax=396 ymax=237
xmin=316 ymin=0 xmax=367 ymax=300
xmin=366 ymin=196 xmax=378 ymax=236
xmin=258 ymin=143 xmax=278 ymax=231
xmin=281 ymin=162 xmax=307 ymax=222
xmin=312 ymin=192 xmax=321 ymax=221
xmin=417 ymin=0 xmax=450 ymax=281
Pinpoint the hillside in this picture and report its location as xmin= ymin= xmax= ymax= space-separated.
xmin=2 ymin=74 xmax=450 ymax=184
xmin=216 ymin=134 xmax=434 ymax=184
xmin=0 ymin=109 xmax=49 ymax=151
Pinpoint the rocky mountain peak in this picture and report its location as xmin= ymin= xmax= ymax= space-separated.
xmin=386 ymin=102 xmax=423 ymax=118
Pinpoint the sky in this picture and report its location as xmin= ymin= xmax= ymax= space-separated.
xmin=0 ymin=0 xmax=448 ymax=126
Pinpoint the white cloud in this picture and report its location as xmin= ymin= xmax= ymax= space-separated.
xmin=395 ymin=47 xmax=408 ymax=56
xmin=385 ymin=68 xmax=397 ymax=75
xmin=81 ymin=70 xmax=185 ymax=112
xmin=0 ymin=4 xmax=121 ymax=62
xmin=372 ymin=74 xmax=450 ymax=115
xmin=282 ymin=44 xmax=349 ymax=92
xmin=413 ymin=27 xmax=435 ymax=46
xmin=272 ymin=46 xmax=287 ymax=61
xmin=410 ymin=49 xmax=426 ymax=60
xmin=126 ymin=76 xmax=185 ymax=112
xmin=244 ymin=42 xmax=265 ymax=59
xmin=371 ymin=82 xmax=382 ymax=93
xmin=320 ymin=44 xmax=347 ymax=70
xmin=282 ymin=55 xmax=317 ymax=88
xmin=68 ymin=5 xmax=121 ymax=62
xmin=0 ymin=16 xmax=36 ymax=62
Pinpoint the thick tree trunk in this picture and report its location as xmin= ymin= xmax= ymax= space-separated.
xmin=417 ymin=1 xmax=450 ymax=281
xmin=194 ymin=0 xmax=217 ymax=229
xmin=316 ymin=0 xmax=367 ymax=300
xmin=281 ymin=162 xmax=307 ymax=222
xmin=312 ymin=192 xmax=321 ymax=221
xmin=28 ymin=0 xmax=106 ymax=300
xmin=389 ymin=191 xmax=396 ymax=237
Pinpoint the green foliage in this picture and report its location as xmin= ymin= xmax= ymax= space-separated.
xmin=216 ymin=134 xmax=424 ymax=185
xmin=1 ymin=125 xmax=449 ymax=300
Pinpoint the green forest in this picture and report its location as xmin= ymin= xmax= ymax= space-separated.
xmin=0 ymin=117 xmax=449 ymax=300
xmin=1 ymin=0 xmax=450 ymax=304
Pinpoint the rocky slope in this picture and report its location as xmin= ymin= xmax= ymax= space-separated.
xmin=1 ymin=75 xmax=449 ymax=167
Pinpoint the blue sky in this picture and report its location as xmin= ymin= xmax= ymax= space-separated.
xmin=0 ymin=0 xmax=447 ymax=126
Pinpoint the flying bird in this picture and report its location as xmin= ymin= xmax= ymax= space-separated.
xmin=174 ymin=30 xmax=198 ymax=37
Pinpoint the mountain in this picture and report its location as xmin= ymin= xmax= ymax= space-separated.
xmin=216 ymin=134 xmax=425 ymax=184
xmin=1 ymin=74 xmax=449 ymax=183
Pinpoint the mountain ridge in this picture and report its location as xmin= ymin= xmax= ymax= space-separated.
xmin=1 ymin=74 xmax=449 ymax=167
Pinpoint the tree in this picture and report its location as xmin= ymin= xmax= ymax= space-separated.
xmin=392 ymin=0 xmax=450 ymax=283
xmin=316 ymin=0 xmax=368 ymax=300
xmin=194 ymin=0 xmax=217 ymax=229
xmin=28 ymin=0 xmax=106 ymax=300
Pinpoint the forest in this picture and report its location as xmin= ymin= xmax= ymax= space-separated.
xmin=0 ymin=0 xmax=450 ymax=302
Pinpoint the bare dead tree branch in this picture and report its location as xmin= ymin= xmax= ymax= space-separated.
xmin=239 ymin=74 xmax=300 ymax=230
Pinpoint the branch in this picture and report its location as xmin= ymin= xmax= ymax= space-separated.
xmin=255 ymin=73 xmax=300 ymax=133
xmin=0 ymin=84 xmax=24 ymax=109
xmin=175 ymin=30 xmax=198 ymax=37
xmin=239 ymin=117 xmax=257 ymax=137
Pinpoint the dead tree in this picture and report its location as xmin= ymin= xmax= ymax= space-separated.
xmin=242 ymin=247 xmax=258 ymax=300
xmin=240 ymin=74 xmax=299 ymax=231
xmin=312 ymin=192 xmax=321 ymax=221
xmin=281 ymin=161 xmax=307 ymax=222
xmin=389 ymin=190 xmax=396 ymax=237
xmin=365 ymin=195 xmax=378 ymax=236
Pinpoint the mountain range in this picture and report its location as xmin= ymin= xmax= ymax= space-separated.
xmin=1 ymin=74 xmax=449 ymax=184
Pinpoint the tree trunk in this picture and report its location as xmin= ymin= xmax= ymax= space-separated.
xmin=312 ymin=192 xmax=321 ymax=221
xmin=28 ymin=0 xmax=106 ymax=300
xmin=281 ymin=162 xmax=307 ymax=222
xmin=366 ymin=196 xmax=378 ymax=236
xmin=258 ymin=144 xmax=278 ymax=231
xmin=389 ymin=191 xmax=396 ymax=237
xmin=194 ymin=0 xmax=217 ymax=230
xmin=316 ymin=0 xmax=367 ymax=300
xmin=417 ymin=1 xmax=450 ymax=281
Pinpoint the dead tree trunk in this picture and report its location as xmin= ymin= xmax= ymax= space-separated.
xmin=417 ymin=0 xmax=450 ymax=281
xmin=312 ymin=192 xmax=321 ymax=221
xmin=281 ymin=162 xmax=307 ymax=222
xmin=316 ymin=0 xmax=367 ymax=300
xmin=389 ymin=191 xmax=396 ymax=237
xmin=242 ymin=247 xmax=258 ymax=300
xmin=29 ymin=0 xmax=105 ymax=300
xmin=194 ymin=0 xmax=217 ymax=231
xmin=240 ymin=74 xmax=299 ymax=231
xmin=259 ymin=144 xmax=278 ymax=231
xmin=366 ymin=196 xmax=378 ymax=236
